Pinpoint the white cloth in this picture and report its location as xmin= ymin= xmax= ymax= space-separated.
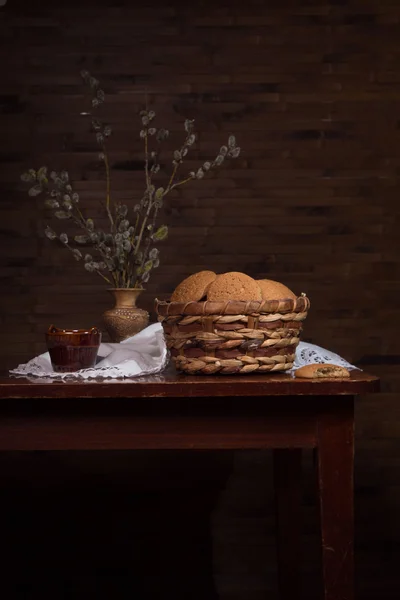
xmin=9 ymin=323 xmax=357 ymax=380
xmin=10 ymin=322 xmax=168 ymax=380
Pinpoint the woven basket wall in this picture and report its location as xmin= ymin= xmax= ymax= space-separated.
xmin=155 ymin=295 xmax=310 ymax=375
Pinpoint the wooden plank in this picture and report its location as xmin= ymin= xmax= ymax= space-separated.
xmin=0 ymin=370 xmax=379 ymax=399
xmin=0 ymin=413 xmax=317 ymax=451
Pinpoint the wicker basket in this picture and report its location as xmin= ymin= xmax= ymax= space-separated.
xmin=155 ymin=294 xmax=310 ymax=375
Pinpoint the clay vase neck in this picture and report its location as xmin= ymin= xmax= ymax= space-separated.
xmin=111 ymin=288 xmax=143 ymax=308
xmin=102 ymin=288 xmax=149 ymax=343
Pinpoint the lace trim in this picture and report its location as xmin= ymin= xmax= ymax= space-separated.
xmin=10 ymin=359 xmax=168 ymax=381
xmin=291 ymin=342 xmax=358 ymax=372
xmin=9 ymin=339 xmax=357 ymax=380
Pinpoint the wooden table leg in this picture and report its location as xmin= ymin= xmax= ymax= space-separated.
xmin=274 ymin=448 xmax=303 ymax=600
xmin=316 ymin=398 xmax=355 ymax=600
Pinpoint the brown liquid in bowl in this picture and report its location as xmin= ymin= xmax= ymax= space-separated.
xmin=45 ymin=326 xmax=102 ymax=373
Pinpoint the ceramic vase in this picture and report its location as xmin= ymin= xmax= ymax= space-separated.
xmin=102 ymin=288 xmax=149 ymax=343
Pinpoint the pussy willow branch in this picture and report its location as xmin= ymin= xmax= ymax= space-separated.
xmin=144 ymin=130 xmax=151 ymax=190
xmin=102 ymin=145 xmax=115 ymax=231
xmin=133 ymin=196 xmax=153 ymax=260
xmin=164 ymin=130 xmax=194 ymax=193
xmin=63 ymin=240 xmax=112 ymax=285
xmin=166 ymin=161 xmax=179 ymax=191
xmin=135 ymin=204 xmax=160 ymax=287
xmin=169 ymin=175 xmax=194 ymax=191
xmin=131 ymin=126 xmax=153 ymax=269
xmin=61 ymin=205 xmax=118 ymax=286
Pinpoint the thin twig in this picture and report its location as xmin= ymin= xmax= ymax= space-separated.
xmin=96 ymin=269 xmax=112 ymax=284
xmin=133 ymin=201 xmax=152 ymax=257
xmin=139 ymin=205 xmax=159 ymax=275
xmin=102 ymin=147 xmax=115 ymax=231
xmin=166 ymin=161 xmax=179 ymax=191
xmin=144 ymin=131 xmax=150 ymax=189
xmin=169 ymin=175 xmax=194 ymax=191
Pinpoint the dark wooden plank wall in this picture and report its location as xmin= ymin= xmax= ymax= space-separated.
xmin=0 ymin=0 xmax=399 ymax=598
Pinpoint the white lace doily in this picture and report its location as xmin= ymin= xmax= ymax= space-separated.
xmin=9 ymin=322 xmax=358 ymax=380
xmin=10 ymin=322 xmax=168 ymax=380
xmin=291 ymin=341 xmax=358 ymax=372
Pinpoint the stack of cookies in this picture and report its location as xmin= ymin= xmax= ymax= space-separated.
xmin=156 ymin=270 xmax=310 ymax=375
xmin=170 ymin=271 xmax=297 ymax=303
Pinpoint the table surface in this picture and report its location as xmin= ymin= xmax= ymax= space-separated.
xmin=0 ymin=367 xmax=379 ymax=399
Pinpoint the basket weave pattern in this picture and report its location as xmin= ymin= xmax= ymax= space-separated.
xmin=156 ymin=296 xmax=310 ymax=375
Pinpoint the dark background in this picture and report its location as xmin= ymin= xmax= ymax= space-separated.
xmin=0 ymin=0 xmax=399 ymax=598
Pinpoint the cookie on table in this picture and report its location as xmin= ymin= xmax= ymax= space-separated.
xmin=256 ymin=279 xmax=296 ymax=301
xmin=206 ymin=271 xmax=262 ymax=302
xmin=171 ymin=270 xmax=217 ymax=302
xmin=294 ymin=364 xmax=350 ymax=378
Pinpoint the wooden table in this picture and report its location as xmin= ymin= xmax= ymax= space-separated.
xmin=0 ymin=368 xmax=379 ymax=600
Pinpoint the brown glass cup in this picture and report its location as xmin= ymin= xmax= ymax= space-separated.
xmin=45 ymin=325 xmax=102 ymax=373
